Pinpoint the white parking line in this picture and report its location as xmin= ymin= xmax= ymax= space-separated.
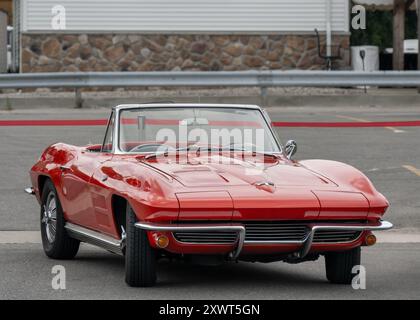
xmin=403 ymin=165 xmax=420 ymax=177
xmin=376 ymin=233 xmax=420 ymax=243
xmin=336 ymin=115 xmax=405 ymax=133
xmin=0 ymin=231 xmax=420 ymax=244
xmin=0 ymin=231 xmax=41 ymax=244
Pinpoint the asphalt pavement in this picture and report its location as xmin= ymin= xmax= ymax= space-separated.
xmin=0 ymin=243 xmax=418 ymax=299
xmin=0 ymin=104 xmax=419 ymax=299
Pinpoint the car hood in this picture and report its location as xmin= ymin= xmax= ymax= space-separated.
xmin=142 ymin=154 xmax=335 ymax=188
xmin=138 ymin=154 xmax=371 ymax=220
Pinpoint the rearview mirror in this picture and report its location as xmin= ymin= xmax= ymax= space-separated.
xmin=285 ymin=140 xmax=297 ymax=159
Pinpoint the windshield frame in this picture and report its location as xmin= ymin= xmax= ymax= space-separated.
xmin=111 ymin=104 xmax=283 ymax=155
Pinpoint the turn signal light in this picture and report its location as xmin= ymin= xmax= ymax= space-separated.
xmin=365 ymin=234 xmax=377 ymax=246
xmin=155 ymin=235 xmax=169 ymax=248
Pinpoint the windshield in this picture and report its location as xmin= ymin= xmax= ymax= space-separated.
xmin=118 ymin=107 xmax=281 ymax=154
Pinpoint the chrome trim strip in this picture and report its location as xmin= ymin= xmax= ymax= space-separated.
xmin=244 ymin=240 xmax=305 ymax=244
xmin=64 ymin=223 xmax=124 ymax=255
xmin=135 ymin=222 xmax=246 ymax=260
xmin=114 ymin=103 xmax=262 ymax=111
xmin=24 ymin=187 xmax=35 ymax=195
xmin=135 ymin=220 xmax=392 ymax=260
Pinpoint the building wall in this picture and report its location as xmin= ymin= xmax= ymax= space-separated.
xmin=21 ymin=33 xmax=350 ymax=72
xmin=20 ymin=0 xmax=350 ymax=72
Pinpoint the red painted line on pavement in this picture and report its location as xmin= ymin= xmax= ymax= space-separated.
xmin=272 ymin=121 xmax=420 ymax=128
xmin=0 ymin=119 xmax=108 ymax=126
xmin=0 ymin=119 xmax=261 ymax=127
xmin=1 ymin=119 xmax=420 ymax=127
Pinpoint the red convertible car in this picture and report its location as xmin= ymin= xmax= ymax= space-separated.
xmin=26 ymin=103 xmax=392 ymax=287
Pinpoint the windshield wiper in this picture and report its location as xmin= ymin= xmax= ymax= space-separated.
xmin=142 ymin=147 xmax=279 ymax=161
xmin=142 ymin=146 xmax=215 ymax=160
xmin=226 ymin=148 xmax=280 ymax=159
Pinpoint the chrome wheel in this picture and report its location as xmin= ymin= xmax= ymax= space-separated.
xmin=42 ymin=192 xmax=57 ymax=243
xmin=40 ymin=180 xmax=80 ymax=259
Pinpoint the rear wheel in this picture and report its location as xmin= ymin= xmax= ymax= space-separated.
xmin=125 ymin=204 xmax=157 ymax=287
xmin=325 ymin=247 xmax=361 ymax=284
xmin=40 ymin=179 xmax=80 ymax=259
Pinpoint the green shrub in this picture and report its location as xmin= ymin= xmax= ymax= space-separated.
xmin=351 ymin=10 xmax=418 ymax=51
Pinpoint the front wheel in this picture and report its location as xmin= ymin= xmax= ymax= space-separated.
xmin=40 ymin=179 xmax=80 ymax=259
xmin=125 ymin=204 xmax=157 ymax=287
xmin=325 ymin=247 xmax=361 ymax=284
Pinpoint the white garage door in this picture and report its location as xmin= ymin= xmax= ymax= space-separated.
xmin=22 ymin=0 xmax=349 ymax=33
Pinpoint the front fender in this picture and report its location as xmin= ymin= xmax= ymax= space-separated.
xmin=95 ymin=160 xmax=180 ymax=223
xmin=300 ymin=159 xmax=389 ymax=219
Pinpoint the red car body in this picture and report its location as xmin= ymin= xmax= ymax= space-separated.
xmin=27 ymin=104 xmax=392 ymax=286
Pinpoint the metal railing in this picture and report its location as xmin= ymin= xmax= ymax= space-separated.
xmin=1 ymin=70 xmax=420 ymax=89
xmin=1 ymin=70 xmax=420 ymax=107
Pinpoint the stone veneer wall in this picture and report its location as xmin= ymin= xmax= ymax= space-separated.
xmin=21 ymin=34 xmax=350 ymax=73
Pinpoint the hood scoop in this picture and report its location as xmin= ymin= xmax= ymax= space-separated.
xmin=171 ymin=167 xmax=233 ymax=187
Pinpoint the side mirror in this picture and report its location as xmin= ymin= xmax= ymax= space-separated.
xmin=285 ymin=140 xmax=297 ymax=159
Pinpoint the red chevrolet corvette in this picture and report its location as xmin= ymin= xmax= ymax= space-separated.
xmin=26 ymin=104 xmax=392 ymax=287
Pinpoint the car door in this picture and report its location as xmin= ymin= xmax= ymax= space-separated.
xmin=89 ymin=112 xmax=118 ymax=235
xmin=60 ymin=112 xmax=114 ymax=230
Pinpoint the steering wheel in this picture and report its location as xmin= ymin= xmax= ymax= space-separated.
xmin=129 ymin=144 xmax=175 ymax=153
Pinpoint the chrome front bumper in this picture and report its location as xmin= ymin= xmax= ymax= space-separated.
xmin=135 ymin=220 xmax=393 ymax=260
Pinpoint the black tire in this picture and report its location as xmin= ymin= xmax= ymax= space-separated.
xmin=40 ymin=179 xmax=80 ymax=259
xmin=125 ymin=204 xmax=157 ymax=287
xmin=325 ymin=247 xmax=361 ymax=284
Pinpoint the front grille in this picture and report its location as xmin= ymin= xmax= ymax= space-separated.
xmin=244 ymin=222 xmax=308 ymax=242
xmin=173 ymin=221 xmax=309 ymax=244
xmin=173 ymin=231 xmax=237 ymax=244
xmin=313 ymin=230 xmax=362 ymax=243
xmin=173 ymin=221 xmax=364 ymax=244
